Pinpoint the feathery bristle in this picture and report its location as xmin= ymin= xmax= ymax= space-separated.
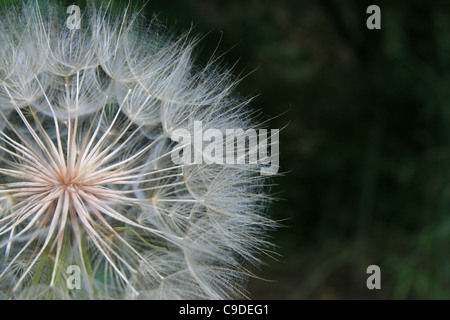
xmin=0 ymin=2 xmax=277 ymax=300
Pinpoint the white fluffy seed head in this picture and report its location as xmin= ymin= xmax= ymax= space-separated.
xmin=0 ymin=2 xmax=277 ymax=299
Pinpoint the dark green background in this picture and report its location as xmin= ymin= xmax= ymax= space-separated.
xmin=8 ymin=0 xmax=450 ymax=299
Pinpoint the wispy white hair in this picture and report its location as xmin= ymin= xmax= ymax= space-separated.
xmin=0 ymin=1 xmax=277 ymax=299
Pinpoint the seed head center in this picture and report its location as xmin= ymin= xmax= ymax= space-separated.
xmin=57 ymin=172 xmax=82 ymax=192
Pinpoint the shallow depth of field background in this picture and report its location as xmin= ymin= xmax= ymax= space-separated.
xmin=10 ymin=0 xmax=450 ymax=298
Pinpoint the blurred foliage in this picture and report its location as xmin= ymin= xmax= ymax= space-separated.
xmin=6 ymin=0 xmax=450 ymax=299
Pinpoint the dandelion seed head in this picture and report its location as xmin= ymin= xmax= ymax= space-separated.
xmin=0 ymin=2 xmax=278 ymax=299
